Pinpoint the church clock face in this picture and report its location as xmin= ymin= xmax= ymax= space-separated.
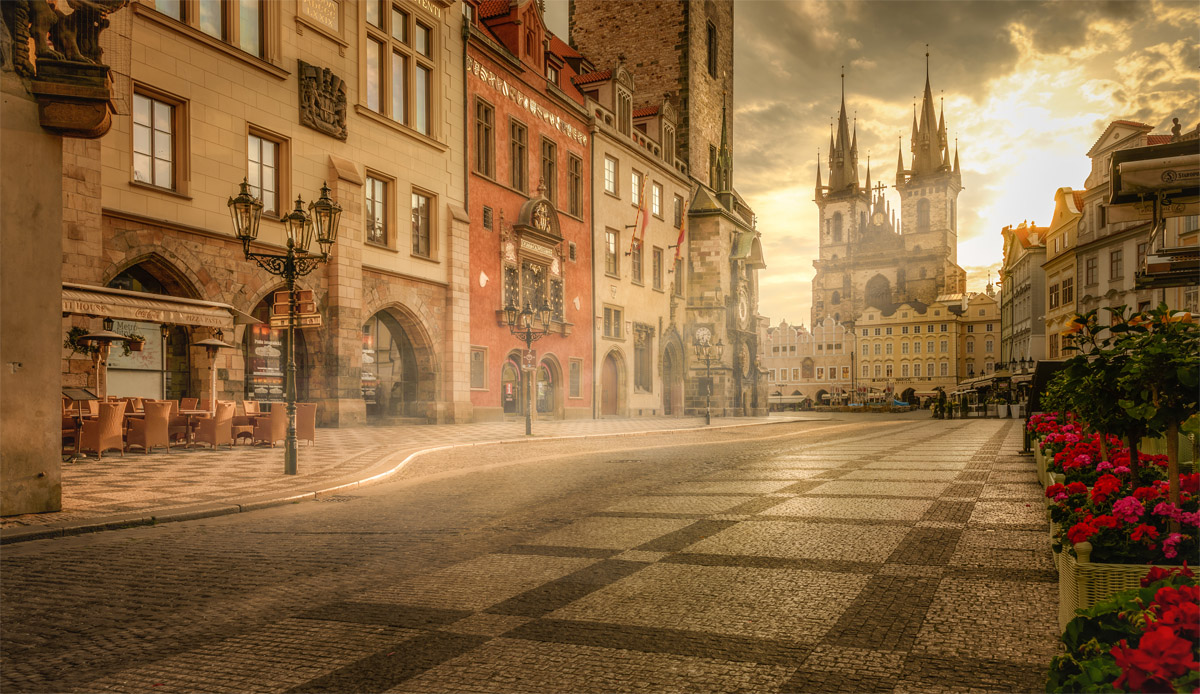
xmin=695 ymin=326 xmax=712 ymax=346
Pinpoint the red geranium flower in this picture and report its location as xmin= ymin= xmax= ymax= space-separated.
xmin=1067 ymin=522 xmax=1099 ymax=545
xmin=1130 ymin=524 xmax=1159 ymax=542
xmin=1067 ymin=481 xmax=1088 ymax=495
xmin=1111 ymin=627 xmax=1200 ymax=691
xmin=1141 ymin=563 xmax=1194 ymax=587
xmin=1046 ymin=483 xmax=1066 ymax=499
xmin=1092 ymin=514 xmax=1119 ymax=529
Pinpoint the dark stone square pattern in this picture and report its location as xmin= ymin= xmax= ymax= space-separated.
xmin=282 ymin=631 xmax=488 ymax=693
xmin=955 ymin=470 xmax=990 ymax=483
xmin=484 ymin=559 xmax=645 ymax=618
xmin=887 ymin=527 xmax=963 ymax=565
xmin=899 ymin=653 xmax=1046 ymax=692
xmin=921 ymin=500 xmax=975 ymax=524
xmin=941 ymin=483 xmax=984 ymax=498
xmin=781 ymin=668 xmax=898 ymax=693
xmin=298 ymin=602 xmax=472 ymax=629
xmin=822 ymin=575 xmax=941 ymax=651
xmin=634 ymin=520 xmax=739 ymax=552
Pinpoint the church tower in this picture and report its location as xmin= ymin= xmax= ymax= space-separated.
xmin=811 ymin=73 xmax=870 ymax=326
xmin=895 ymin=54 xmax=965 ymax=293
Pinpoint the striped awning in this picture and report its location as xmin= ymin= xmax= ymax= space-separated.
xmin=62 ymin=283 xmax=258 ymax=329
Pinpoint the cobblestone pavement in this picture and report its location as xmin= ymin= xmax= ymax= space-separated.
xmin=2 ymin=414 xmax=815 ymax=536
xmin=1 ymin=415 xmax=1059 ymax=693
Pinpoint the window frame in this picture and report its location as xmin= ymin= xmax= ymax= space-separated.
xmin=651 ymin=182 xmax=662 ymax=218
xmin=567 ymin=154 xmax=582 ymax=217
xmin=246 ymin=125 xmax=288 ymax=219
xmin=364 ymin=172 xmax=392 ymax=248
xmin=705 ymin=21 xmax=717 ymax=77
xmin=131 ymin=85 xmax=189 ymax=194
xmin=361 ymin=1 xmax=437 ymax=136
xmin=603 ymin=155 xmax=618 ymax=196
xmin=510 ymin=118 xmax=528 ymax=193
xmin=604 ymin=229 xmax=619 ymax=277
xmin=474 ymin=97 xmax=495 ymax=178
xmin=410 ymin=187 xmax=435 ymax=259
xmin=602 ymin=305 xmax=624 ymax=339
xmin=630 ymin=238 xmax=643 ymax=285
xmin=569 ymin=358 xmax=583 ymax=398
xmin=652 ymin=247 xmax=663 ymax=291
xmin=141 ymin=0 xmax=276 ymax=63
xmin=673 ymin=194 xmax=684 ymax=228
xmin=1109 ymin=249 xmax=1123 ymax=280
xmin=540 ymin=137 xmax=557 ymax=205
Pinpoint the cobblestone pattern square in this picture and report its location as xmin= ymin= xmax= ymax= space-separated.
xmin=912 ymin=577 xmax=1059 ymax=662
xmin=823 ymin=575 xmax=941 ymax=651
xmin=886 ymin=527 xmax=964 ymax=566
xmin=685 ymin=520 xmax=912 ymax=563
xmin=762 ymin=496 xmax=934 ymax=522
xmin=808 ymin=480 xmax=951 ymax=497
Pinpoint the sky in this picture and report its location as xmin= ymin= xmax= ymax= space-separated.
xmin=546 ymin=1 xmax=1199 ymax=327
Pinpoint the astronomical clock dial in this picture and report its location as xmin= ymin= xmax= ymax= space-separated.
xmin=695 ymin=326 xmax=713 ymax=346
xmin=737 ymin=286 xmax=750 ymax=326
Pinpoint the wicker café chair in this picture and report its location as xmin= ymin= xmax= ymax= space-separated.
xmin=194 ymin=401 xmax=235 ymax=450
xmin=126 ymin=401 xmax=171 ymax=454
xmin=296 ymin=403 xmax=317 ymax=446
xmin=180 ymin=397 xmax=199 ymax=411
xmin=252 ymin=406 xmax=287 ymax=447
xmin=79 ymin=401 xmax=127 ymax=458
xmin=85 ymin=399 xmax=100 ymax=416
xmin=242 ymin=400 xmax=260 ymax=416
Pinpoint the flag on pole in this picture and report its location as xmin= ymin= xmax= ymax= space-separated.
xmin=673 ymin=213 xmax=686 ymax=261
xmin=627 ymin=176 xmax=649 ymax=255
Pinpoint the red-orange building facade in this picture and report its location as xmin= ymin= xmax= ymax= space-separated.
xmin=465 ymin=0 xmax=594 ymax=420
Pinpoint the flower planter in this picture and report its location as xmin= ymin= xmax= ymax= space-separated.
xmin=1057 ymin=541 xmax=1174 ymax=632
xmin=1035 ymin=446 xmax=1048 ymax=487
xmin=128 ymin=340 xmax=145 ymax=352
xmin=987 ymin=404 xmax=999 ymax=417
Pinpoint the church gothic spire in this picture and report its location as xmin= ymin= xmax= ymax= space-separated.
xmin=827 ymin=69 xmax=860 ymax=195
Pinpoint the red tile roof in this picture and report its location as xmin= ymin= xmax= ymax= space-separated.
xmin=572 ymin=69 xmax=611 ymax=86
xmin=548 ymin=35 xmax=580 ymax=59
xmin=1146 ymin=134 xmax=1172 ymax=145
xmin=1072 ymin=190 xmax=1085 ymax=211
xmin=633 ymin=105 xmax=659 ymax=118
xmin=478 ymin=0 xmax=510 ymax=19
xmin=1112 ymin=119 xmax=1153 ymax=129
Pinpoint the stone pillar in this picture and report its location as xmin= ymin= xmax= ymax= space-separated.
xmin=442 ymin=204 xmax=473 ymax=423
xmin=320 ymin=156 xmax=366 ymax=427
xmin=1 ymin=70 xmax=64 ymax=514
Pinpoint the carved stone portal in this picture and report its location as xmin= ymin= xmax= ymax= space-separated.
xmin=298 ymin=60 xmax=348 ymax=141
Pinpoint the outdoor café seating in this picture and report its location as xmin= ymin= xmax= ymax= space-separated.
xmin=126 ymin=401 xmax=171 ymax=454
xmin=296 ymin=403 xmax=317 ymax=446
xmin=252 ymin=406 xmax=287 ymax=447
xmin=194 ymin=401 xmax=235 ymax=449
xmin=78 ymin=401 xmax=126 ymax=458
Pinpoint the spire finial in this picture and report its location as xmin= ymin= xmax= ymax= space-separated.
xmin=925 ymin=44 xmax=930 ymax=80
xmin=840 ymin=65 xmax=845 ymax=97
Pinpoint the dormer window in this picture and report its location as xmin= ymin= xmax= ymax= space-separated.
xmin=616 ymin=89 xmax=632 ymax=137
xmin=546 ymin=63 xmax=558 ymax=85
xmin=662 ymin=124 xmax=675 ymax=161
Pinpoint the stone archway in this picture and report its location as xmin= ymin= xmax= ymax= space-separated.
xmin=536 ymin=355 xmax=563 ymax=419
xmin=661 ymin=341 xmax=684 ymax=416
xmin=865 ymin=274 xmax=891 ymax=309
xmin=361 ymin=305 xmax=438 ymax=422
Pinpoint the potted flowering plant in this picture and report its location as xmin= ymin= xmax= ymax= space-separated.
xmin=1047 ymin=566 xmax=1198 ymax=693
xmin=124 ymin=331 xmax=146 ymax=352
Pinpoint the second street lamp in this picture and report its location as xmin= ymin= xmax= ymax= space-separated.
xmin=228 ymin=179 xmax=341 ymax=475
xmin=694 ymin=334 xmax=724 ymax=426
xmin=505 ymin=300 xmax=553 ymax=436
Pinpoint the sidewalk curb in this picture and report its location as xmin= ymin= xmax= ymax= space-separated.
xmin=1 ymin=416 xmax=824 ymax=545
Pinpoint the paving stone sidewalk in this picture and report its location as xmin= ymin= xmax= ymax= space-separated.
xmin=69 ymin=417 xmax=1059 ymax=693
xmin=1 ymin=414 xmax=819 ymax=542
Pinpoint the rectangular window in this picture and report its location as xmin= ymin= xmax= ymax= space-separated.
xmin=411 ymin=190 xmax=432 ymax=257
xmin=673 ymin=258 xmax=683 ymax=296
xmin=364 ymin=6 xmax=434 ymax=132
xmin=874 ymin=328 xmax=881 ymax=336
xmin=966 ymin=325 xmax=974 ymax=333
xmin=546 ymin=63 xmax=559 ymax=85
xmin=873 ymin=343 xmax=881 ymax=355
xmin=603 ymin=306 xmax=623 ymax=338
xmin=861 ymin=344 xmax=868 ymax=356
xmin=817 ymin=367 xmax=824 ymax=380
xmin=705 ymin=21 xmax=717 ymax=77
xmin=842 ymin=367 xmax=849 ymax=380
xmin=392 ymin=51 xmax=407 ymax=124
xmin=365 ymin=175 xmax=388 ymax=245
xmin=913 ymin=363 xmax=921 ymax=377
xmin=940 ymin=340 xmax=948 ymax=353
xmin=152 ymin=0 xmax=264 ymax=57
xmin=652 ymin=248 xmax=663 ymax=290
xmin=605 ymin=229 xmax=619 ymax=276
xmin=1049 ymin=283 xmax=1059 ymax=309
xmin=986 ymin=323 xmax=993 ymax=332
xmin=1110 ymin=249 xmax=1123 ymax=279
xmin=1049 ymin=333 xmax=1059 ymax=359
xmin=631 ymin=239 xmax=643 ymax=284
xmin=885 ymin=327 xmax=893 ymax=335
xmin=874 ymin=364 xmax=882 ymax=378
xmin=414 ymin=21 xmax=431 ymax=57
xmin=902 ymin=326 xmax=909 ymax=334
xmin=483 ymin=206 xmax=493 ymax=230
xmin=985 ymin=340 xmax=993 ymax=352
xmin=541 ymin=138 xmax=557 ymax=205
xmin=914 ymin=341 xmax=921 ymax=354
xmin=415 ymin=64 xmax=430 ymax=135
xmin=1086 ymin=257 xmax=1098 ymax=285
xmin=652 ymin=183 xmax=662 ymax=217
xmin=901 ymin=342 xmax=909 ymax=354
xmin=366 ymin=37 xmax=383 ymax=112
xmin=567 ymin=154 xmax=582 ymax=216
xmin=632 ymin=171 xmax=642 ymax=206
xmin=604 ymin=155 xmax=618 ymax=195
xmin=673 ymin=194 xmax=684 ymax=228
xmin=569 ymin=359 xmax=582 ymax=398
xmin=901 ymin=363 xmax=910 ymax=377
xmin=966 ymin=341 xmax=974 ymax=353
xmin=792 ymin=368 xmax=800 ymax=381
xmin=862 ymin=364 xmax=869 ymax=378
xmin=940 ymin=324 xmax=948 ymax=332
xmin=132 ymin=92 xmax=176 ymax=190
xmin=1137 ymin=241 xmax=1148 ymax=269
xmin=886 ymin=364 xmax=893 ymax=378
xmin=474 ymin=99 xmax=494 ymax=177
xmin=768 ymin=369 xmax=776 ymax=381
xmin=940 ymin=362 xmax=949 ymax=377
xmin=469 ymin=347 xmax=486 ymax=389
xmin=885 ymin=343 xmax=893 ymax=355
xmin=927 ymin=340 xmax=934 ymax=352
xmin=510 ymin=120 xmax=527 ymax=192
xmin=246 ymin=133 xmax=280 ymax=216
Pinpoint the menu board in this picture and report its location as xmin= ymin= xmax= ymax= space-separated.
xmin=108 ymin=320 xmax=162 ymax=371
xmin=246 ymin=323 xmax=284 ymax=401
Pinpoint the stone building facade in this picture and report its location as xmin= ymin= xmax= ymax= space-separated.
xmin=60 ymin=0 xmax=471 ymax=426
xmin=761 ymin=318 xmax=853 ymax=408
xmin=571 ymin=0 xmax=768 ymax=417
xmin=999 ymin=222 xmax=1047 ymax=364
xmin=583 ymin=63 xmax=692 ymax=417
xmin=1043 ymin=188 xmax=1084 ymax=359
xmin=811 ymin=66 xmax=966 ymax=328
xmin=465 ymin=0 xmax=593 ymax=421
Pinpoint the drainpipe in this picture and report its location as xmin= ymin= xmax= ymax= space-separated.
xmin=590 ymin=124 xmax=598 ymax=419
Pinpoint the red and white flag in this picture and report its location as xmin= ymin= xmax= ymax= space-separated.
xmin=628 ymin=176 xmax=649 ymax=255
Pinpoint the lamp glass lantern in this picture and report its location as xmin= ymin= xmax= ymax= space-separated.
xmin=309 ymin=182 xmax=342 ymax=256
xmin=228 ymin=179 xmax=263 ymax=246
xmin=285 ymin=196 xmax=314 ymax=252
xmin=504 ymin=302 xmax=518 ymax=326
xmin=519 ymin=303 xmax=534 ymax=330
xmin=538 ymin=302 xmax=552 ymax=329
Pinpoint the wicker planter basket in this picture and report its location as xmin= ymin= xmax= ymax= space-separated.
xmin=1058 ymin=541 xmax=1173 ymax=631
xmin=1035 ymin=446 xmax=1048 ymax=487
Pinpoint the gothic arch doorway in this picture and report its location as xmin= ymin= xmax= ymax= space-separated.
xmin=865 ymin=274 xmax=892 ymax=309
xmin=361 ymin=307 xmax=437 ymax=421
xmin=600 ymin=350 xmax=624 ymax=417
xmin=245 ymin=291 xmax=310 ymax=404
xmin=662 ymin=343 xmax=684 ymax=416
xmin=536 ymin=357 xmax=562 ymax=419
xmin=501 ymin=356 xmax=521 ymax=415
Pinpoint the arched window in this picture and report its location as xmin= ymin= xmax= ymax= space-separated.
xmin=801 ymin=357 xmax=814 ymax=379
xmin=832 ymin=213 xmax=843 ymax=242
xmin=831 ymin=291 xmax=840 ymax=305
xmin=917 ymin=198 xmax=931 ymax=230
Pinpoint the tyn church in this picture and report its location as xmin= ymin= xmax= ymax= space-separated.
xmin=811 ymin=61 xmax=966 ymax=327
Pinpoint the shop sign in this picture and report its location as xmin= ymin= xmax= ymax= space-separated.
xmin=521 ymin=349 xmax=537 ymax=371
xmin=269 ymin=314 xmax=322 ymax=329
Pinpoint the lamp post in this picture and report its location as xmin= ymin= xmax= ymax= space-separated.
xmin=193 ymin=335 xmax=232 ymax=415
xmin=504 ymin=300 xmax=553 ymax=436
xmin=228 ymin=179 xmax=341 ymax=475
xmin=693 ymin=334 xmax=724 ymax=426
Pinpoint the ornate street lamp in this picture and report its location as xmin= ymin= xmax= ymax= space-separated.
xmin=505 ymin=300 xmax=553 ymax=436
xmin=229 ymin=179 xmax=341 ymax=475
xmin=694 ymin=334 xmax=724 ymax=426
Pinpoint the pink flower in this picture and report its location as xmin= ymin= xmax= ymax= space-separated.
xmin=1180 ymin=511 xmax=1200 ymax=527
xmin=1162 ymin=533 xmax=1183 ymax=559
xmin=1112 ymin=496 xmax=1145 ymax=523
xmin=1153 ymin=502 xmax=1184 ymax=521
xmin=1083 ymin=454 xmax=1099 ymax=468
xmin=1114 ymin=466 xmax=1131 ymax=474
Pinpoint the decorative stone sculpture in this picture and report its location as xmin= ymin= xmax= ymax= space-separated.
xmin=298 ymin=60 xmax=348 ymax=141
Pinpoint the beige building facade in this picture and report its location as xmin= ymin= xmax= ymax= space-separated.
xmin=61 ymin=0 xmax=472 ymax=426
xmin=585 ymin=65 xmax=692 ymax=417
xmin=1043 ymin=188 xmax=1084 ymax=359
xmin=761 ymin=318 xmax=853 ymax=407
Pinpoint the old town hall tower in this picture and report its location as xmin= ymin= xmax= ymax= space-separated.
xmin=812 ymin=60 xmax=966 ymax=327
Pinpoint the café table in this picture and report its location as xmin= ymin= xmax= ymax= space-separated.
xmin=178 ymin=409 xmax=210 ymax=448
